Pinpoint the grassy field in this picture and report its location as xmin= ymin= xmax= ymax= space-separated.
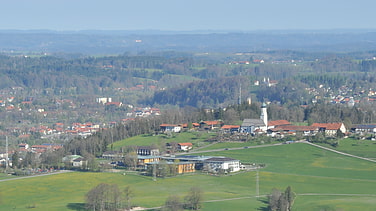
xmin=111 ymin=131 xmax=217 ymax=151
xmin=1 ymin=143 xmax=375 ymax=210
xmin=317 ymin=137 xmax=376 ymax=159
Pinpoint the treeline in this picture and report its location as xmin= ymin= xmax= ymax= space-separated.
xmin=2 ymin=53 xmax=376 ymax=109
xmin=146 ymin=76 xmax=253 ymax=108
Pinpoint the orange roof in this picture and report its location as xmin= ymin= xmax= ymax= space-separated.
xmin=160 ymin=124 xmax=178 ymax=127
xmin=178 ymin=143 xmax=192 ymax=146
xmin=202 ymin=120 xmax=222 ymax=125
xmin=273 ymin=125 xmax=318 ymax=132
xmin=311 ymin=123 xmax=343 ymax=130
xmin=221 ymin=125 xmax=240 ymax=129
xmin=18 ymin=134 xmax=31 ymax=139
xmin=268 ymin=120 xmax=291 ymax=127
xmin=192 ymin=123 xmax=200 ymax=127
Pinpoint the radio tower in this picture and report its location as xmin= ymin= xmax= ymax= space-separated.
xmin=238 ymin=72 xmax=242 ymax=105
xmin=5 ymin=136 xmax=9 ymax=170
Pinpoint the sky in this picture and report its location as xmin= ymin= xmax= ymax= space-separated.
xmin=1 ymin=0 xmax=376 ymax=31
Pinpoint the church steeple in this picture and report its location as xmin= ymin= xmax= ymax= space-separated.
xmin=260 ymin=102 xmax=268 ymax=128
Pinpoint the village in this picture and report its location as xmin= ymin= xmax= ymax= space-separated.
xmin=3 ymin=100 xmax=372 ymax=178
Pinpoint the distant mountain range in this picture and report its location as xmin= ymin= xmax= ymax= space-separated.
xmin=1 ymin=29 xmax=376 ymax=55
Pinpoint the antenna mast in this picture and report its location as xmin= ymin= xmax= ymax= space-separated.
xmin=256 ymin=170 xmax=259 ymax=197
xmin=238 ymin=72 xmax=242 ymax=104
xmin=5 ymin=136 xmax=9 ymax=170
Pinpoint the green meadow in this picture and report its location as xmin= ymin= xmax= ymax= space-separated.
xmin=1 ymin=143 xmax=375 ymax=210
xmin=317 ymin=138 xmax=376 ymax=159
xmin=111 ymin=131 xmax=217 ymax=150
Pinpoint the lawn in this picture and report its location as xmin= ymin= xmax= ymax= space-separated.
xmin=1 ymin=143 xmax=375 ymax=210
xmin=317 ymin=137 xmax=376 ymax=159
xmin=193 ymin=140 xmax=280 ymax=152
xmin=111 ymin=131 xmax=217 ymax=151
xmin=193 ymin=143 xmax=376 ymax=180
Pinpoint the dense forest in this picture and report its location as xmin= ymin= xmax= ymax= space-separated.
xmin=1 ymin=53 xmax=376 ymax=108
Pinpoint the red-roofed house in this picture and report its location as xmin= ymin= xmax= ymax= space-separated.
xmin=221 ymin=125 xmax=240 ymax=133
xmin=160 ymin=124 xmax=182 ymax=133
xmin=311 ymin=123 xmax=346 ymax=136
xmin=105 ymin=102 xmax=123 ymax=107
xmin=178 ymin=143 xmax=193 ymax=151
xmin=267 ymin=120 xmax=291 ymax=129
xmin=200 ymin=120 xmax=224 ymax=130
xmin=270 ymin=125 xmax=319 ymax=136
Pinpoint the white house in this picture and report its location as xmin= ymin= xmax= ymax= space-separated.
xmin=159 ymin=124 xmax=182 ymax=133
xmin=204 ymin=157 xmax=240 ymax=173
xmin=178 ymin=143 xmax=193 ymax=151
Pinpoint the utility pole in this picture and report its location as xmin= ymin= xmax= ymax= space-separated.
xmin=238 ymin=72 xmax=242 ymax=105
xmin=5 ymin=136 xmax=9 ymax=171
xmin=256 ymin=170 xmax=259 ymax=197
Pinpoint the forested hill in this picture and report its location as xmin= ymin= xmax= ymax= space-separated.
xmin=146 ymin=77 xmax=250 ymax=108
xmin=1 ymin=30 xmax=376 ymax=54
xmin=1 ymin=52 xmax=376 ymax=109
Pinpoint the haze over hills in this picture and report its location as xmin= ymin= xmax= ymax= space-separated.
xmin=1 ymin=30 xmax=376 ymax=55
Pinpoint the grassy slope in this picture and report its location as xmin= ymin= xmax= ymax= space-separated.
xmin=318 ymin=138 xmax=376 ymax=158
xmin=111 ymin=131 xmax=217 ymax=150
xmin=1 ymin=143 xmax=376 ymax=210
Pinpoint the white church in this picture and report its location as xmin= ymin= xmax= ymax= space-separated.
xmin=240 ymin=103 xmax=268 ymax=134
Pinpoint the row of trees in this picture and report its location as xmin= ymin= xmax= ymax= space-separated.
xmin=85 ymin=184 xmax=203 ymax=211
xmin=85 ymin=184 xmax=133 ymax=211
xmin=268 ymin=186 xmax=296 ymax=211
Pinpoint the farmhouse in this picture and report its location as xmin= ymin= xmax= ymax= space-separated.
xmin=269 ymin=125 xmax=318 ymax=136
xmin=221 ymin=125 xmax=240 ymax=133
xmin=178 ymin=143 xmax=193 ymax=151
xmin=311 ymin=122 xmax=346 ymax=136
xmin=350 ymin=124 xmax=376 ymax=134
xmin=267 ymin=120 xmax=291 ymax=129
xmin=199 ymin=120 xmax=224 ymax=130
xmin=72 ymin=157 xmax=87 ymax=167
xmin=159 ymin=124 xmax=182 ymax=133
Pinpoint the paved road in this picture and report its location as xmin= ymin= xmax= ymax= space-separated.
xmin=304 ymin=141 xmax=376 ymax=163
xmin=0 ymin=170 xmax=73 ymax=182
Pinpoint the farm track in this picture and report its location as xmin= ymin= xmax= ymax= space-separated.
xmin=304 ymin=141 xmax=376 ymax=163
xmin=0 ymin=170 xmax=72 ymax=182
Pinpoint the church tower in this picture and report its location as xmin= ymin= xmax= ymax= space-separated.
xmin=260 ymin=102 xmax=268 ymax=128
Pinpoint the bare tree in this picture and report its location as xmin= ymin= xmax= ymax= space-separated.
xmin=268 ymin=188 xmax=282 ymax=211
xmin=85 ymin=183 xmax=122 ymax=211
xmin=184 ymin=186 xmax=203 ymax=210
xmin=163 ymin=195 xmax=183 ymax=211
xmin=124 ymin=185 xmax=134 ymax=210
xmin=124 ymin=151 xmax=138 ymax=170
xmin=268 ymin=186 xmax=295 ymax=211
xmin=86 ymin=183 xmax=107 ymax=211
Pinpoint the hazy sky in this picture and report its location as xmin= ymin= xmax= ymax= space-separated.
xmin=1 ymin=0 xmax=375 ymax=31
